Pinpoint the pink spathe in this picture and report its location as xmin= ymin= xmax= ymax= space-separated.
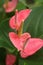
xmin=6 ymin=54 xmax=16 ymax=65
xmin=20 ymin=38 xmax=43 ymax=58
xmin=3 ymin=0 xmax=18 ymax=13
xmin=9 ymin=32 xmax=31 ymax=51
xmin=9 ymin=9 xmax=32 ymax=30
xmin=9 ymin=32 xmax=43 ymax=58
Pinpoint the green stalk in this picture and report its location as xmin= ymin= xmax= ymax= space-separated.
xmin=15 ymin=51 xmax=20 ymax=65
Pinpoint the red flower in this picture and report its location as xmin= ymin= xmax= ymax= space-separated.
xmin=6 ymin=54 xmax=16 ymax=65
xmin=9 ymin=9 xmax=32 ymax=30
xmin=3 ymin=0 xmax=18 ymax=13
xmin=9 ymin=32 xmax=43 ymax=58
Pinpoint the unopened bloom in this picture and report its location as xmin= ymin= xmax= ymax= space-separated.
xmin=6 ymin=54 xmax=16 ymax=65
xmin=3 ymin=0 xmax=18 ymax=13
xmin=9 ymin=32 xmax=43 ymax=58
xmin=9 ymin=9 xmax=32 ymax=30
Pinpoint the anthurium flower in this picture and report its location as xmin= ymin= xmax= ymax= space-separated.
xmin=3 ymin=0 xmax=18 ymax=13
xmin=9 ymin=32 xmax=43 ymax=58
xmin=6 ymin=54 xmax=16 ymax=65
xmin=9 ymin=9 xmax=32 ymax=30
xmin=9 ymin=32 xmax=31 ymax=51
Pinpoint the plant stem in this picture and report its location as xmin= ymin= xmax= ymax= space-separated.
xmin=15 ymin=51 xmax=19 ymax=65
xmin=0 ymin=48 xmax=7 ymax=65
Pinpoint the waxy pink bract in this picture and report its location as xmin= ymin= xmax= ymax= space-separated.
xmin=3 ymin=0 xmax=18 ymax=13
xmin=9 ymin=9 xmax=32 ymax=30
xmin=9 ymin=32 xmax=43 ymax=58
xmin=6 ymin=54 xmax=16 ymax=65
xmin=20 ymin=38 xmax=43 ymax=58
xmin=9 ymin=32 xmax=31 ymax=51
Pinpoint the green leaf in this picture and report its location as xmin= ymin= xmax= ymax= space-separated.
xmin=19 ymin=0 xmax=43 ymax=8
xmin=0 ymin=18 xmax=15 ymax=53
xmin=0 ymin=0 xmax=4 ymax=7
xmin=23 ymin=6 xmax=43 ymax=38
xmin=16 ymin=1 xmax=26 ymax=10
